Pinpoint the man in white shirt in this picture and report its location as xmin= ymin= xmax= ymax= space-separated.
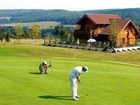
xmin=69 ymin=66 xmax=88 ymax=100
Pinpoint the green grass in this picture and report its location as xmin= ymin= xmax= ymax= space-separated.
xmin=0 ymin=44 xmax=140 ymax=105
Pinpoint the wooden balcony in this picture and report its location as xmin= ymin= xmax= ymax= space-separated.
xmin=74 ymin=30 xmax=91 ymax=39
xmin=74 ymin=30 xmax=90 ymax=36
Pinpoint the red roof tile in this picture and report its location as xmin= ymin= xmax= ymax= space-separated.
xmin=100 ymin=19 xmax=129 ymax=34
xmin=79 ymin=14 xmax=121 ymax=24
xmin=100 ymin=19 xmax=140 ymax=35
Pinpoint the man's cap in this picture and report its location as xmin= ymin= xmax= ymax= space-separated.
xmin=43 ymin=61 xmax=47 ymax=64
xmin=82 ymin=66 xmax=88 ymax=72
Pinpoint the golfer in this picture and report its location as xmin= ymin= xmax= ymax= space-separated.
xmin=69 ymin=66 xmax=88 ymax=100
xmin=39 ymin=61 xmax=51 ymax=74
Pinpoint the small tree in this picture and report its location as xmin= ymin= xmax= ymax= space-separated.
xmin=109 ymin=20 xmax=120 ymax=48
xmin=54 ymin=26 xmax=69 ymax=44
xmin=41 ymin=29 xmax=48 ymax=45
xmin=0 ymin=30 xmax=4 ymax=42
xmin=60 ymin=29 xmax=68 ymax=43
xmin=67 ymin=33 xmax=75 ymax=45
xmin=31 ymin=24 xmax=40 ymax=44
xmin=22 ymin=27 xmax=30 ymax=39
xmin=15 ymin=24 xmax=23 ymax=44
xmin=4 ymin=31 xmax=10 ymax=43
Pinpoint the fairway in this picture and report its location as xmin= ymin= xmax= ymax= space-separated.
xmin=0 ymin=44 xmax=140 ymax=105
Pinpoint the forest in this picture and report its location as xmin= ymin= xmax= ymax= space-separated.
xmin=0 ymin=8 xmax=140 ymax=26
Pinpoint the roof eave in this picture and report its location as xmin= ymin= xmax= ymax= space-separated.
xmin=86 ymin=14 xmax=97 ymax=25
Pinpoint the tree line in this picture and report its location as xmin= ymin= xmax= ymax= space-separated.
xmin=0 ymin=25 xmax=75 ymax=44
xmin=0 ymin=9 xmax=81 ymax=25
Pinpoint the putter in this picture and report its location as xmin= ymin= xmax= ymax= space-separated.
xmin=50 ymin=60 xmax=52 ymax=67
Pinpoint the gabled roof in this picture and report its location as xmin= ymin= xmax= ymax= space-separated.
xmin=77 ymin=14 xmax=121 ymax=25
xmin=100 ymin=19 xmax=140 ymax=35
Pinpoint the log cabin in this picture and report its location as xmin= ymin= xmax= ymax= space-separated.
xmin=74 ymin=14 xmax=140 ymax=47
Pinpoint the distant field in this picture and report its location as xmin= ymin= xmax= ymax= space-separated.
xmin=0 ymin=17 xmax=11 ymax=20
xmin=0 ymin=21 xmax=76 ymax=29
xmin=2 ymin=21 xmax=61 ymax=29
xmin=0 ymin=44 xmax=140 ymax=105
xmin=21 ymin=21 xmax=61 ymax=29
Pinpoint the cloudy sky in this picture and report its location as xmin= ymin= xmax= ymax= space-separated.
xmin=0 ymin=0 xmax=140 ymax=11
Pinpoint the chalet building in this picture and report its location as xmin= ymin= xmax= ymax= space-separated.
xmin=74 ymin=14 xmax=140 ymax=47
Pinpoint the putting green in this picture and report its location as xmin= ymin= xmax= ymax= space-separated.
xmin=0 ymin=44 xmax=140 ymax=105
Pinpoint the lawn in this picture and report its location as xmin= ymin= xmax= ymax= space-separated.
xmin=0 ymin=44 xmax=140 ymax=105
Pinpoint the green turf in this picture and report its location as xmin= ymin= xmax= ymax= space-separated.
xmin=0 ymin=44 xmax=140 ymax=105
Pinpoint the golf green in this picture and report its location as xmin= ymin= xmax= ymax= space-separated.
xmin=0 ymin=44 xmax=140 ymax=105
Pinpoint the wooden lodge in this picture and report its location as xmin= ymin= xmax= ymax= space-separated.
xmin=74 ymin=14 xmax=140 ymax=48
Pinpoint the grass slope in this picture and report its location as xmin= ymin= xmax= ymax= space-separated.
xmin=0 ymin=44 xmax=140 ymax=105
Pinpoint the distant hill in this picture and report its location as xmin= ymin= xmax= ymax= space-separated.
xmin=0 ymin=9 xmax=82 ymax=25
xmin=0 ymin=8 xmax=140 ymax=26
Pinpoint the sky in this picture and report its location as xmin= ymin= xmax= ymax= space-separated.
xmin=0 ymin=0 xmax=140 ymax=11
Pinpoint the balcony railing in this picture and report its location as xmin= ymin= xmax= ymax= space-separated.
xmin=74 ymin=30 xmax=90 ymax=36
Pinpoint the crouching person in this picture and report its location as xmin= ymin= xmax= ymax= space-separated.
xmin=39 ymin=61 xmax=51 ymax=74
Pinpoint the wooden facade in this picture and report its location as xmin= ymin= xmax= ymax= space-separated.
xmin=74 ymin=14 xmax=140 ymax=47
xmin=116 ymin=22 xmax=139 ymax=47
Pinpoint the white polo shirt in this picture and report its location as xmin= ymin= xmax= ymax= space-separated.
xmin=69 ymin=66 xmax=82 ymax=78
